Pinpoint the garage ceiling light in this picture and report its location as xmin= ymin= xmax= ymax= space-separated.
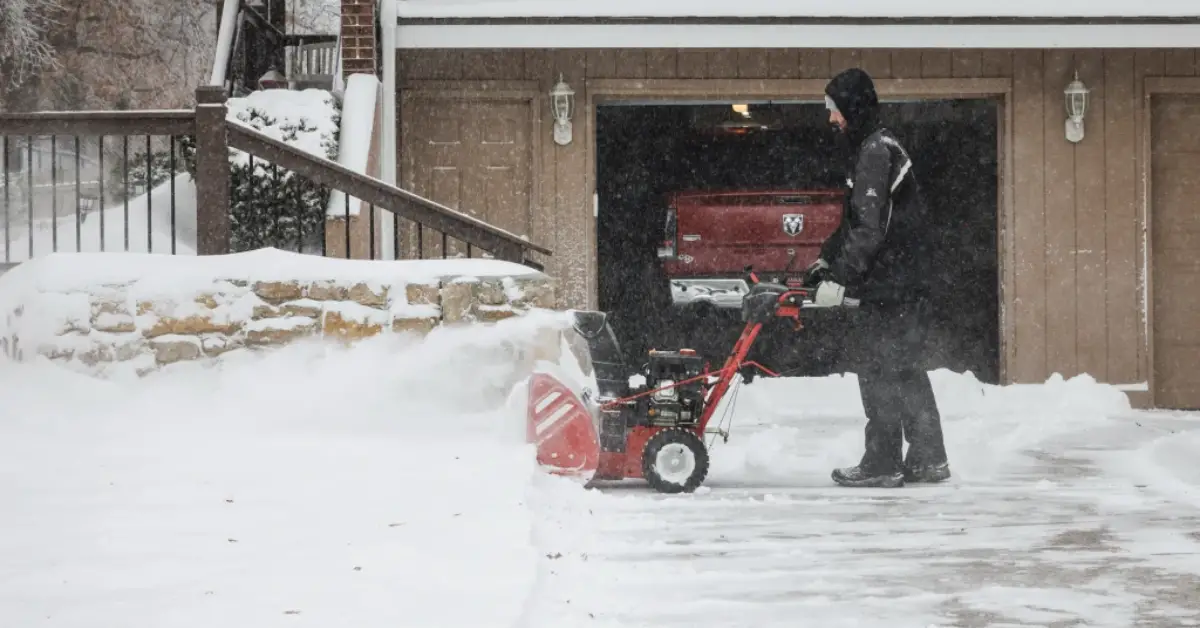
xmin=731 ymin=103 xmax=751 ymax=118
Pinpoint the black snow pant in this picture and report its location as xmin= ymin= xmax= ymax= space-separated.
xmin=846 ymin=297 xmax=948 ymax=476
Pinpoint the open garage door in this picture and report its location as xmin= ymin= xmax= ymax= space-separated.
xmin=596 ymin=99 xmax=1000 ymax=383
xmin=1152 ymin=94 xmax=1200 ymax=410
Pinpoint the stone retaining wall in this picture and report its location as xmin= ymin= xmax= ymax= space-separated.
xmin=0 ymin=250 xmax=562 ymax=378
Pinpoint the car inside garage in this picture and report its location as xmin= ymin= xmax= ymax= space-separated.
xmin=595 ymin=98 xmax=1001 ymax=383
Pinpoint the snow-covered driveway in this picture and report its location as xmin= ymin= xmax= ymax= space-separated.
xmin=525 ymin=377 xmax=1200 ymax=628
xmin=2 ymin=326 xmax=1198 ymax=628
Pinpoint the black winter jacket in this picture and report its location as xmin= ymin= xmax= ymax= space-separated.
xmin=820 ymin=128 xmax=935 ymax=306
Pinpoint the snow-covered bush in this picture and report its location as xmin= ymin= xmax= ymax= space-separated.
xmin=177 ymin=88 xmax=341 ymax=252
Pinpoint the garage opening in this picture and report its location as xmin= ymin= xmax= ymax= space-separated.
xmin=595 ymin=98 xmax=1001 ymax=383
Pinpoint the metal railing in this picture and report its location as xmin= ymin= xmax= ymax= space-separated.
xmin=0 ymin=88 xmax=550 ymax=267
xmin=0 ymin=113 xmax=196 ymax=262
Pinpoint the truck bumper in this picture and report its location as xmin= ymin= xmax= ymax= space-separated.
xmin=669 ymin=278 xmax=750 ymax=309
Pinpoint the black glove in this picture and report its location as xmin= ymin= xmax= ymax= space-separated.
xmin=803 ymin=258 xmax=830 ymax=287
xmin=738 ymin=363 xmax=758 ymax=385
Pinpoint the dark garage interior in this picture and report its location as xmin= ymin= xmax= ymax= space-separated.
xmin=595 ymin=99 xmax=1001 ymax=383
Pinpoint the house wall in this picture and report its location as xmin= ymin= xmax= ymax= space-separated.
xmin=395 ymin=47 xmax=1200 ymax=390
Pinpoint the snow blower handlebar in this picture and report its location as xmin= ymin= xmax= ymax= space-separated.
xmin=741 ymin=265 xmax=858 ymax=326
xmin=598 ymin=269 xmax=857 ymax=412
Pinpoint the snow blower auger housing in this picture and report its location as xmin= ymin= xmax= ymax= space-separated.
xmin=527 ymin=268 xmax=858 ymax=494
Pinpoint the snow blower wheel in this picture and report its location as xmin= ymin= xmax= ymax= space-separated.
xmin=641 ymin=428 xmax=709 ymax=494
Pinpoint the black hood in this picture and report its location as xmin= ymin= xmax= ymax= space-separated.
xmin=825 ymin=68 xmax=881 ymax=153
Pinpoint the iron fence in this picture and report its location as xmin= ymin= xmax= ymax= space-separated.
xmin=0 ymin=118 xmax=195 ymax=263
xmin=0 ymin=87 xmax=549 ymax=269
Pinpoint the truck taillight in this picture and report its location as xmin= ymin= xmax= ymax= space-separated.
xmin=657 ymin=208 xmax=678 ymax=260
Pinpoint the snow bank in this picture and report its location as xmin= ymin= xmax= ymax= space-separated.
xmin=3 ymin=173 xmax=198 ymax=262
xmin=394 ymin=0 xmax=1200 ymax=18
xmin=706 ymin=369 xmax=1134 ymax=485
xmin=0 ymin=248 xmax=555 ymax=377
xmin=0 ymin=313 xmax=579 ymax=628
xmin=1091 ymin=420 xmax=1200 ymax=513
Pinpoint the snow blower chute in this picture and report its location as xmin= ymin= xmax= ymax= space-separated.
xmin=526 ymin=268 xmax=857 ymax=493
xmin=526 ymin=369 xmax=602 ymax=483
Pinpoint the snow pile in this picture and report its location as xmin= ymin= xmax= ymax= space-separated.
xmin=226 ymin=88 xmax=341 ymax=164
xmin=0 ymin=311 xmax=580 ymax=628
xmin=0 ymin=248 xmax=551 ymax=377
xmin=706 ymin=369 xmax=1135 ymax=485
xmin=1092 ymin=416 xmax=1200 ymax=513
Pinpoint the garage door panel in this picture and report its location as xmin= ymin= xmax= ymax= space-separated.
xmin=1151 ymin=172 xmax=1200 ymax=201
xmin=1151 ymin=162 xmax=1200 ymax=202
xmin=1154 ymin=307 xmax=1200 ymax=338
xmin=1155 ymin=347 xmax=1200 ymax=386
xmin=1158 ymin=239 xmax=1200 ymax=257
xmin=1152 ymin=94 xmax=1200 ymax=409
xmin=1152 ymin=99 xmax=1200 ymax=153
xmin=1156 ymin=246 xmax=1200 ymax=267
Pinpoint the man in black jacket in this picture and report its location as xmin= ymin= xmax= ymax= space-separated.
xmin=805 ymin=68 xmax=951 ymax=488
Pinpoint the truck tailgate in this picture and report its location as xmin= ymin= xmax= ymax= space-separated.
xmin=663 ymin=191 xmax=844 ymax=277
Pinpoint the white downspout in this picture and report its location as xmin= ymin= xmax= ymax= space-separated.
xmin=380 ymin=0 xmax=398 ymax=260
xmin=209 ymin=0 xmax=241 ymax=87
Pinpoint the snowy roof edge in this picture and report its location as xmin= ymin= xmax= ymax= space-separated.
xmin=394 ymin=0 xmax=1200 ymax=20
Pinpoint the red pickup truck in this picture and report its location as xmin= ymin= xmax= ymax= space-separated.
xmin=657 ymin=189 xmax=845 ymax=309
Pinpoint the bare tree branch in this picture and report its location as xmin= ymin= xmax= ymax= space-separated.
xmin=0 ymin=0 xmax=63 ymax=89
xmin=4 ymin=0 xmax=343 ymax=112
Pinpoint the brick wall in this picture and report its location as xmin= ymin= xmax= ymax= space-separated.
xmin=341 ymin=0 xmax=377 ymax=76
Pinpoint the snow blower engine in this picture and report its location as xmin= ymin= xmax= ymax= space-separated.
xmin=525 ymin=267 xmax=860 ymax=494
xmin=636 ymin=350 xmax=707 ymax=428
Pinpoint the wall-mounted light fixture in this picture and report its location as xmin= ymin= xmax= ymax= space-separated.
xmin=1064 ymin=71 xmax=1089 ymax=143
xmin=550 ymin=74 xmax=575 ymax=146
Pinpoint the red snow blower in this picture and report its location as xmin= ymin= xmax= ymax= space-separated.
xmin=526 ymin=268 xmax=858 ymax=493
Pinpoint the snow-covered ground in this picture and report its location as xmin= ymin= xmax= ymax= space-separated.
xmin=528 ymin=375 xmax=1200 ymax=628
xmin=3 ymin=322 xmax=1200 ymax=627
xmin=0 ymin=318 xmax=550 ymax=628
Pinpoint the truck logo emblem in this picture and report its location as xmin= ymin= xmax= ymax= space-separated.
xmin=782 ymin=214 xmax=804 ymax=237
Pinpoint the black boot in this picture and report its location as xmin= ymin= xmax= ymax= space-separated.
xmin=843 ymin=371 xmax=906 ymax=489
xmin=903 ymin=462 xmax=951 ymax=483
xmin=832 ymin=465 xmax=905 ymax=488
xmin=897 ymin=370 xmax=949 ymax=484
